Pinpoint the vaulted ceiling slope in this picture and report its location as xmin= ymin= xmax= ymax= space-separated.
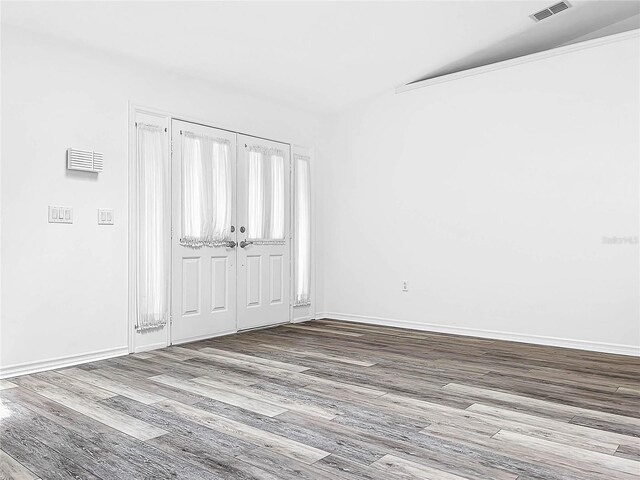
xmin=407 ymin=1 xmax=639 ymax=85
xmin=2 ymin=1 xmax=638 ymax=114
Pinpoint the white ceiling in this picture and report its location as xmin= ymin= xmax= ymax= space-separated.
xmin=2 ymin=1 xmax=639 ymax=114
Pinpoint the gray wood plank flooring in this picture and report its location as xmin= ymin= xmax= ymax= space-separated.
xmin=1 ymin=319 xmax=639 ymax=479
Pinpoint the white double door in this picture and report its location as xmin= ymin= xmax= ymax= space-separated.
xmin=171 ymin=121 xmax=291 ymax=344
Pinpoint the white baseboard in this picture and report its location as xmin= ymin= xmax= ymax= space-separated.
xmin=316 ymin=312 xmax=640 ymax=357
xmin=0 ymin=346 xmax=129 ymax=379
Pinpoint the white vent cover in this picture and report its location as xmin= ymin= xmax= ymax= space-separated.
xmin=532 ymin=1 xmax=571 ymax=22
xmin=67 ymin=148 xmax=104 ymax=173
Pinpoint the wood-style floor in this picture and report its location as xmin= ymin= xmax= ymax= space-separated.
xmin=1 ymin=319 xmax=639 ymax=480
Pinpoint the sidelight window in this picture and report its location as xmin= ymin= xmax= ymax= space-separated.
xmin=294 ymin=154 xmax=311 ymax=306
xmin=136 ymin=123 xmax=171 ymax=331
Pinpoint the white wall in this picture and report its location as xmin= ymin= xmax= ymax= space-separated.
xmin=1 ymin=25 xmax=637 ymax=376
xmin=318 ymin=35 xmax=640 ymax=355
xmin=0 ymin=26 xmax=323 ymax=374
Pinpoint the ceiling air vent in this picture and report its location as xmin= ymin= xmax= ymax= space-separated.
xmin=67 ymin=148 xmax=104 ymax=173
xmin=549 ymin=2 xmax=570 ymax=14
xmin=533 ymin=9 xmax=553 ymax=21
xmin=531 ymin=1 xmax=571 ymax=22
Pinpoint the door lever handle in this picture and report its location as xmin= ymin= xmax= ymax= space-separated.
xmin=239 ymin=240 xmax=253 ymax=248
xmin=226 ymin=240 xmax=237 ymax=248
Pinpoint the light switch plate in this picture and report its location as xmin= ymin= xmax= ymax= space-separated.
xmin=48 ymin=206 xmax=73 ymax=224
xmin=98 ymin=208 xmax=114 ymax=225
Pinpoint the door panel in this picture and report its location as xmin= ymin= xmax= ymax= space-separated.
xmin=270 ymin=255 xmax=284 ymax=304
xmin=171 ymin=120 xmax=237 ymax=344
xmin=246 ymin=255 xmax=262 ymax=307
xmin=182 ymin=257 xmax=201 ymax=315
xmin=237 ymin=135 xmax=291 ymax=330
xmin=211 ymin=257 xmax=229 ymax=311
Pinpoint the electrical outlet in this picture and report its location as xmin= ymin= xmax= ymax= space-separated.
xmin=402 ymin=280 xmax=409 ymax=292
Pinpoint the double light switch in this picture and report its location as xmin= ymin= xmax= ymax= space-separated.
xmin=98 ymin=208 xmax=114 ymax=225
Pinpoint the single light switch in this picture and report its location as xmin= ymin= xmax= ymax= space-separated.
xmin=98 ymin=208 xmax=114 ymax=225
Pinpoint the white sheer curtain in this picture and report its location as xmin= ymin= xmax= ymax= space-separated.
xmin=294 ymin=155 xmax=311 ymax=306
xmin=136 ymin=123 xmax=170 ymax=331
xmin=247 ymin=150 xmax=264 ymax=239
xmin=247 ymin=147 xmax=285 ymax=243
xmin=269 ymin=154 xmax=285 ymax=239
xmin=180 ymin=132 xmax=232 ymax=247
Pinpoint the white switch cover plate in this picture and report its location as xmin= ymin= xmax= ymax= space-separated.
xmin=48 ymin=206 xmax=73 ymax=224
xmin=98 ymin=208 xmax=114 ymax=225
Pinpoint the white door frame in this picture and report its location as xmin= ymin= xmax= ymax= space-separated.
xmin=128 ymin=103 xmax=311 ymax=353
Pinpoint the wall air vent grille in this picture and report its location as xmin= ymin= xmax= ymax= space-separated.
xmin=531 ymin=1 xmax=571 ymax=22
xmin=67 ymin=148 xmax=104 ymax=173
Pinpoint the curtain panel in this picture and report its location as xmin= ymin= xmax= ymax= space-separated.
xmin=136 ymin=123 xmax=171 ymax=331
xmin=247 ymin=146 xmax=285 ymax=244
xmin=180 ymin=132 xmax=233 ymax=247
xmin=294 ymin=154 xmax=311 ymax=306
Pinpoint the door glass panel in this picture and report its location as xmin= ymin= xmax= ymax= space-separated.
xmin=247 ymin=147 xmax=285 ymax=243
xmin=181 ymin=132 xmax=233 ymax=247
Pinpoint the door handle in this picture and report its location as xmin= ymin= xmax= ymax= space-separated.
xmin=226 ymin=240 xmax=237 ymax=248
xmin=239 ymin=240 xmax=253 ymax=248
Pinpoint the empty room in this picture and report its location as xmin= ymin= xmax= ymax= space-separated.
xmin=0 ymin=1 xmax=639 ymax=479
